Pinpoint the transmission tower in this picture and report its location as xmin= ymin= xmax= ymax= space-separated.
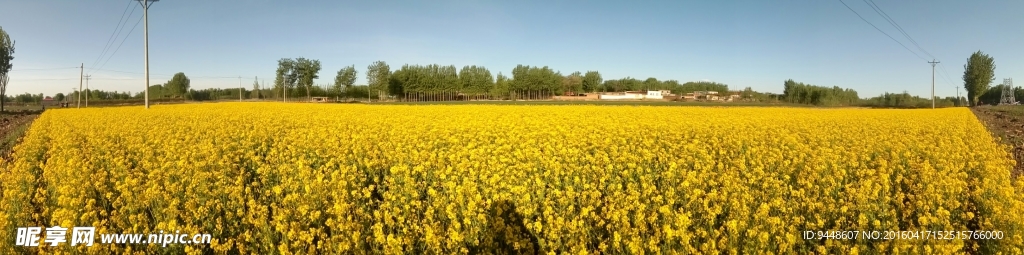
xmin=1000 ymin=78 xmax=1016 ymax=105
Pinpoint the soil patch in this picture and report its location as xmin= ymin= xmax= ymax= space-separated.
xmin=0 ymin=112 xmax=39 ymax=159
xmin=971 ymin=105 xmax=1024 ymax=179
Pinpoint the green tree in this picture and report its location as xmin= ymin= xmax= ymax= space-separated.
xmin=603 ymin=80 xmax=620 ymax=92
xmin=295 ymin=58 xmax=322 ymax=100
xmin=742 ymin=87 xmax=754 ymax=100
xmin=15 ymin=92 xmax=33 ymax=104
xmin=492 ymin=72 xmax=510 ymax=99
xmin=441 ymin=65 xmax=458 ymax=100
xmin=582 ymin=71 xmax=602 ymax=93
xmin=367 ymin=61 xmax=390 ymax=100
xmin=334 ymin=65 xmax=357 ymax=99
xmin=274 ymin=58 xmax=297 ymax=99
xmin=662 ymin=80 xmax=681 ymax=93
xmin=564 ymin=71 xmax=583 ymax=95
xmin=145 ymin=84 xmax=165 ymax=98
xmin=0 ymin=26 xmax=14 ymax=112
xmin=510 ymin=65 xmax=528 ymax=99
xmin=620 ymin=77 xmax=642 ymax=91
xmin=781 ymin=79 xmax=860 ymax=106
xmin=864 ymin=91 xmax=959 ymax=108
xmin=457 ymin=65 xmax=494 ymax=99
xmin=963 ymin=50 xmax=996 ymax=106
xmin=389 ymin=65 xmax=415 ymax=100
xmin=643 ymin=77 xmax=659 ymax=91
xmin=164 ymin=72 xmax=190 ymax=98
xmin=55 ymin=93 xmax=65 ymax=102
xmin=251 ymin=77 xmax=260 ymax=99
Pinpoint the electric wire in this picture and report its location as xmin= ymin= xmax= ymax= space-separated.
xmin=11 ymin=67 xmax=80 ymax=71
xmin=94 ymin=16 xmax=144 ymax=73
xmin=87 ymin=0 xmax=136 ymax=74
xmin=862 ymin=0 xmax=935 ymax=60
xmin=837 ymin=0 xmax=928 ymax=61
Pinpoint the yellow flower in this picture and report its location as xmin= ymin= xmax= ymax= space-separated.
xmin=0 ymin=104 xmax=1020 ymax=254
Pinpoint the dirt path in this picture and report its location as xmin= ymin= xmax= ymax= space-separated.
xmin=0 ymin=112 xmax=39 ymax=159
xmin=971 ymin=105 xmax=1024 ymax=179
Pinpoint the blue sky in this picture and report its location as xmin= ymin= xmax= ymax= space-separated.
xmin=2 ymin=0 xmax=1022 ymax=98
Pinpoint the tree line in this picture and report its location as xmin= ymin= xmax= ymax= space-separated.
xmin=41 ymin=71 xmax=1000 ymax=109
xmin=781 ymin=79 xmax=861 ymax=106
xmin=861 ymin=92 xmax=966 ymax=108
xmin=2 ymin=93 xmax=44 ymax=104
xmin=11 ymin=50 xmax=1007 ymax=108
xmin=0 ymin=23 xmax=1006 ymax=110
xmin=977 ymin=83 xmax=1024 ymax=105
xmin=271 ymin=60 xmax=749 ymax=101
xmin=272 ymin=58 xmax=322 ymax=100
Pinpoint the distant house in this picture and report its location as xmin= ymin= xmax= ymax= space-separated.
xmin=721 ymin=91 xmax=742 ymax=102
xmin=599 ymin=92 xmax=643 ymax=100
xmin=311 ymin=97 xmax=331 ymax=103
xmin=687 ymin=91 xmax=721 ymax=100
xmin=645 ymin=90 xmax=664 ymax=99
xmin=42 ymin=96 xmax=59 ymax=107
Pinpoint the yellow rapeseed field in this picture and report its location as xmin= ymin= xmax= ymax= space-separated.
xmin=1 ymin=103 xmax=1022 ymax=254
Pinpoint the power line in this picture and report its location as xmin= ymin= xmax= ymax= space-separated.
xmin=87 ymin=68 xmax=245 ymax=79
xmin=15 ymin=75 xmax=252 ymax=81
xmin=11 ymin=67 xmax=79 ymax=71
xmin=95 ymin=15 xmax=144 ymax=73
xmin=858 ymin=0 xmax=960 ymax=98
xmin=837 ymin=0 xmax=928 ymax=61
xmin=78 ymin=67 xmax=253 ymax=80
xmin=11 ymin=78 xmax=77 ymax=81
xmin=862 ymin=0 xmax=935 ymax=60
xmin=937 ymin=62 xmax=958 ymax=87
xmin=92 ymin=78 xmax=143 ymax=81
xmin=194 ymin=76 xmax=241 ymax=79
xmin=14 ymin=77 xmax=141 ymax=81
xmin=88 ymin=67 xmax=162 ymax=75
xmin=87 ymin=0 xmax=136 ymax=74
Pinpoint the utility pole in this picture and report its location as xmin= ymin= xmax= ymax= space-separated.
xmin=928 ymin=59 xmax=939 ymax=109
xmin=138 ymin=0 xmax=158 ymax=109
xmin=78 ymin=63 xmax=83 ymax=108
xmin=84 ymin=75 xmax=91 ymax=107
xmin=956 ymin=86 xmax=961 ymax=107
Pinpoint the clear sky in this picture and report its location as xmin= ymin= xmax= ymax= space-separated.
xmin=2 ymin=0 xmax=1022 ymax=98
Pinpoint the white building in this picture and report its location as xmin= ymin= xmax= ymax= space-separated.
xmin=597 ymin=90 xmax=670 ymax=100
xmin=645 ymin=90 xmax=664 ymax=100
xmin=599 ymin=93 xmax=644 ymax=100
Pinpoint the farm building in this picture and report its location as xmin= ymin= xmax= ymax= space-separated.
xmin=598 ymin=92 xmax=643 ymax=100
xmin=724 ymin=91 xmax=743 ymax=102
xmin=596 ymin=90 xmax=674 ymax=100
xmin=686 ymin=91 xmax=719 ymax=100
xmin=644 ymin=90 xmax=671 ymax=100
xmin=679 ymin=90 xmax=749 ymax=102
xmin=41 ymin=96 xmax=59 ymax=107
